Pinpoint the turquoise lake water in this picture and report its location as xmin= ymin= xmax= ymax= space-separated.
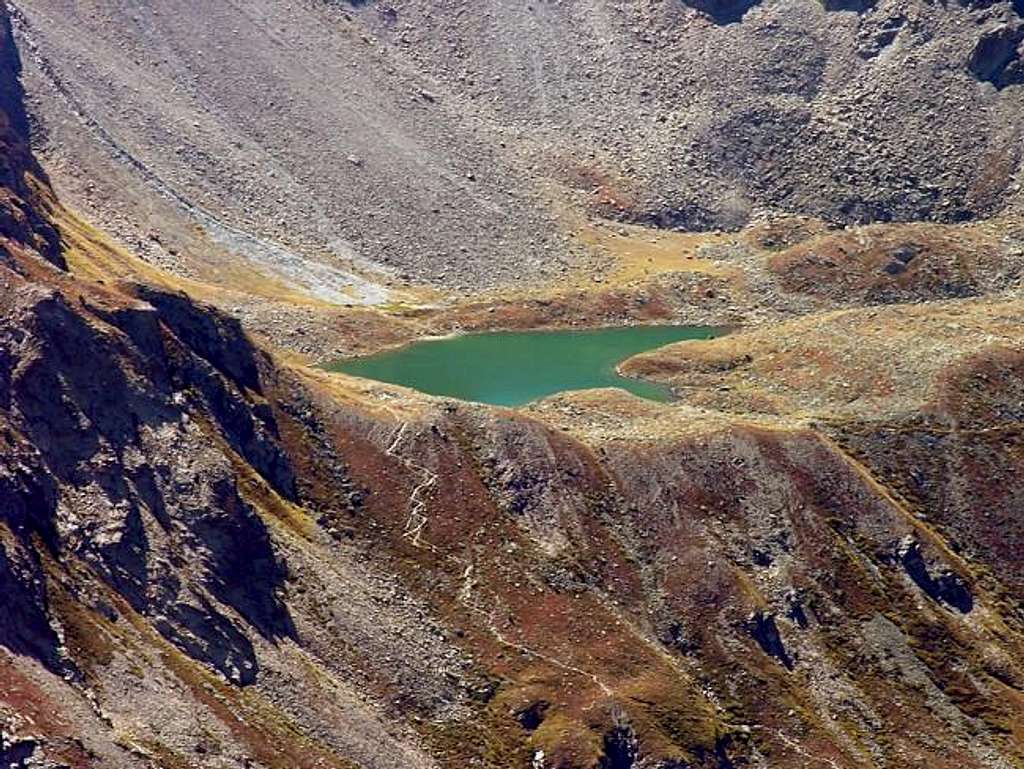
xmin=326 ymin=325 xmax=720 ymax=406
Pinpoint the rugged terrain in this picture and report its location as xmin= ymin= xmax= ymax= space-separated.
xmin=2 ymin=1 xmax=1024 ymax=769
xmin=9 ymin=0 xmax=1024 ymax=305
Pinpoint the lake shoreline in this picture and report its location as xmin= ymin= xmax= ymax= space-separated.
xmin=324 ymin=325 xmax=724 ymax=407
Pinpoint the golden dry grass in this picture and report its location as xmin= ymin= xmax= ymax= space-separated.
xmin=576 ymin=219 xmax=738 ymax=285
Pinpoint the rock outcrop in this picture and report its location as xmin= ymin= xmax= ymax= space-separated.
xmin=968 ymin=22 xmax=1024 ymax=88
xmin=0 ymin=8 xmax=60 ymax=266
xmin=682 ymin=0 xmax=762 ymax=25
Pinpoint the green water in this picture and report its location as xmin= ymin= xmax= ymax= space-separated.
xmin=326 ymin=325 xmax=720 ymax=406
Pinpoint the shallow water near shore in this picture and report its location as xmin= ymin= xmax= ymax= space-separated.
xmin=326 ymin=325 xmax=721 ymax=406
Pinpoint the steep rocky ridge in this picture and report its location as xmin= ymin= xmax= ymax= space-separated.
xmin=0 ymin=7 xmax=57 ymax=266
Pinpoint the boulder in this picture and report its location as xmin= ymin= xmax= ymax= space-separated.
xmin=968 ymin=23 xmax=1024 ymax=88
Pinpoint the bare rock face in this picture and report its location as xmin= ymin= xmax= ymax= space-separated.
xmin=127 ymin=286 xmax=298 ymax=499
xmin=1 ymin=281 xmax=297 ymax=686
xmin=744 ymin=610 xmax=793 ymax=670
xmin=0 ymin=734 xmax=45 ymax=769
xmin=897 ymin=539 xmax=974 ymax=614
xmin=821 ymin=0 xmax=875 ymax=13
xmin=0 ymin=9 xmax=61 ymax=266
xmin=0 ymin=529 xmax=63 ymax=673
xmin=968 ymin=22 xmax=1024 ymax=88
xmin=680 ymin=0 xmax=762 ymax=25
xmin=0 ymin=334 xmax=65 ymax=675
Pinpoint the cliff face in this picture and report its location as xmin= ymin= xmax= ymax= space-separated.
xmin=1 ymin=5 xmax=1024 ymax=769
xmin=0 ymin=8 xmax=59 ymax=266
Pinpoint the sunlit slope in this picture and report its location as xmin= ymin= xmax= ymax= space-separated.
xmin=12 ymin=0 xmax=1024 ymax=299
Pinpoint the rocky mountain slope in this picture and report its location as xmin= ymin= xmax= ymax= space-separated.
xmin=2 ymin=2 xmax=1024 ymax=769
xmin=9 ymin=0 xmax=1024 ymax=300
